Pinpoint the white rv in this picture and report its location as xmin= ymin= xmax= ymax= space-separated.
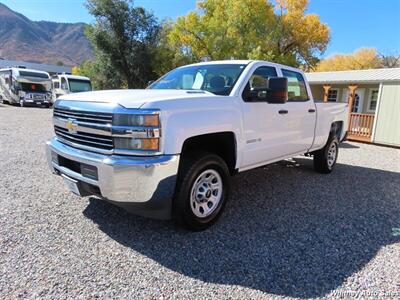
xmin=52 ymin=74 xmax=92 ymax=101
xmin=0 ymin=68 xmax=52 ymax=107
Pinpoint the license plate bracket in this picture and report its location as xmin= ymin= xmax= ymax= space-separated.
xmin=61 ymin=174 xmax=82 ymax=196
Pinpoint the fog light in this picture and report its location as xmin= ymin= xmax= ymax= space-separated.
xmin=81 ymin=163 xmax=98 ymax=180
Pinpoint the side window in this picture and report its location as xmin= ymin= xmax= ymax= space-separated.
xmin=243 ymin=66 xmax=277 ymax=102
xmin=368 ymin=89 xmax=379 ymax=111
xmin=281 ymin=69 xmax=309 ymax=101
xmin=61 ymin=78 xmax=68 ymax=90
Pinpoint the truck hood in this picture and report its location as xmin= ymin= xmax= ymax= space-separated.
xmin=57 ymin=89 xmax=217 ymax=109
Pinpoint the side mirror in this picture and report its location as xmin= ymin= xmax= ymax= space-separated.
xmin=266 ymin=77 xmax=288 ymax=104
xmin=243 ymin=77 xmax=288 ymax=103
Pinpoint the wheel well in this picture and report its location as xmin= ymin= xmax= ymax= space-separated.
xmin=330 ymin=121 xmax=343 ymax=140
xmin=181 ymin=132 xmax=237 ymax=174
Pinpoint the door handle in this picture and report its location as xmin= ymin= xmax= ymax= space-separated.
xmin=278 ymin=110 xmax=288 ymax=114
xmin=308 ymin=109 xmax=316 ymax=113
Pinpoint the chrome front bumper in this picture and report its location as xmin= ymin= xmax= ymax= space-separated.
xmin=46 ymin=137 xmax=180 ymax=219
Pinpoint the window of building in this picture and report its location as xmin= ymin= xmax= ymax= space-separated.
xmin=281 ymin=69 xmax=309 ymax=101
xmin=327 ymin=89 xmax=338 ymax=102
xmin=368 ymin=89 xmax=379 ymax=112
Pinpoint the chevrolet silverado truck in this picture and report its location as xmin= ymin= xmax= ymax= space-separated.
xmin=46 ymin=60 xmax=348 ymax=230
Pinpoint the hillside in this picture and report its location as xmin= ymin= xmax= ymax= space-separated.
xmin=0 ymin=3 xmax=93 ymax=66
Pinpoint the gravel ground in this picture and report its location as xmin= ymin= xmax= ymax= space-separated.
xmin=0 ymin=104 xmax=399 ymax=299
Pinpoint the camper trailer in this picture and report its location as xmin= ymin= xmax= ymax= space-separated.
xmin=0 ymin=68 xmax=52 ymax=107
xmin=52 ymin=74 xmax=92 ymax=101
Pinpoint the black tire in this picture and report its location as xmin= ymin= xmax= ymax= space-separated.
xmin=1 ymin=96 xmax=10 ymax=104
xmin=173 ymin=152 xmax=231 ymax=231
xmin=313 ymin=135 xmax=339 ymax=174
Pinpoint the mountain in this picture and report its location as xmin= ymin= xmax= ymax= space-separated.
xmin=0 ymin=2 xmax=93 ymax=66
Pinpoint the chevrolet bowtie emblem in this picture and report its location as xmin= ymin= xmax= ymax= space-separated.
xmin=66 ymin=119 xmax=78 ymax=133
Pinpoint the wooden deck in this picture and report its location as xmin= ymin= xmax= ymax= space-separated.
xmin=347 ymin=113 xmax=375 ymax=143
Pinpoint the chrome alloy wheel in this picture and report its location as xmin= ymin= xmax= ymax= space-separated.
xmin=327 ymin=141 xmax=338 ymax=168
xmin=190 ymin=169 xmax=223 ymax=218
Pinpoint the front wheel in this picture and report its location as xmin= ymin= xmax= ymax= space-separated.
xmin=313 ymin=136 xmax=339 ymax=174
xmin=173 ymin=152 xmax=231 ymax=231
xmin=1 ymin=96 xmax=8 ymax=104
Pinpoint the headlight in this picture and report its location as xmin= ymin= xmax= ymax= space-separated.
xmin=113 ymin=112 xmax=161 ymax=152
xmin=113 ymin=114 xmax=159 ymax=127
xmin=114 ymin=137 xmax=159 ymax=151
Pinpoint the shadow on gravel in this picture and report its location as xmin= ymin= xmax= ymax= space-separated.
xmin=339 ymin=142 xmax=360 ymax=149
xmin=83 ymin=158 xmax=400 ymax=298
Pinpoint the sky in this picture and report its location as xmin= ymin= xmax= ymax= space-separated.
xmin=2 ymin=0 xmax=400 ymax=57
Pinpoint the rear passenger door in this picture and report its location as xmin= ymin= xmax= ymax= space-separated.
xmin=280 ymin=68 xmax=316 ymax=154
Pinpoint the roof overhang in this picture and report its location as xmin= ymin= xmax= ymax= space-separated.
xmin=307 ymin=80 xmax=400 ymax=85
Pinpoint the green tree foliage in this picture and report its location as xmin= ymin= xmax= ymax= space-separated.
xmin=81 ymin=0 xmax=331 ymax=88
xmin=168 ymin=0 xmax=330 ymax=68
xmin=74 ymin=56 xmax=125 ymax=90
xmin=85 ymin=0 xmax=160 ymax=88
xmin=151 ymin=21 xmax=194 ymax=76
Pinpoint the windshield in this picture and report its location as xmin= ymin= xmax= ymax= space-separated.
xmin=18 ymin=82 xmax=48 ymax=93
xmin=149 ymin=64 xmax=247 ymax=96
xmin=19 ymin=71 xmax=49 ymax=79
xmin=68 ymin=79 xmax=92 ymax=93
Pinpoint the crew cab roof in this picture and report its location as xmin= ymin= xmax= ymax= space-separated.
xmin=178 ymin=60 xmax=305 ymax=74
xmin=186 ymin=60 xmax=253 ymax=67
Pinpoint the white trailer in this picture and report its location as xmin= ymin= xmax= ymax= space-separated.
xmin=0 ymin=68 xmax=52 ymax=108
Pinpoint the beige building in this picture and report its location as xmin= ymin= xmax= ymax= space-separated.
xmin=306 ymin=68 xmax=400 ymax=147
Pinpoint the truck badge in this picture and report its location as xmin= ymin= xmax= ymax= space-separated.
xmin=66 ymin=119 xmax=78 ymax=133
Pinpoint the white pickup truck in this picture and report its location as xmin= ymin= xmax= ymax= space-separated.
xmin=46 ymin=60 xmax=348 ymax=230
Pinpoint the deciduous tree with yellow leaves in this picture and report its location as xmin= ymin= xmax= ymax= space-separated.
xmin=315 ymin=48 xmax=382 ymax=71
xmin=167 ymin=0 xmax=330 ymax=68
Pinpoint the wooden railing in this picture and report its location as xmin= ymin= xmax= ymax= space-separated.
xmin=347 ymin=113 xmax=375 ymax=142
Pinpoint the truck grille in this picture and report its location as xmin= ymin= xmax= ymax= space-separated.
xmin=33 ymin=94 xmax=46 ymax=100
xmin=53 ymin=108 xmax=113 ymax=152
xmin=53 ymin=108 xmax=113 ymax=125
xmin=54 ymin=126 xmax=113 ymax=150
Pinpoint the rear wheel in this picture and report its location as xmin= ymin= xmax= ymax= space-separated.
xmin=173 ymin=152 xmax=230 ymax=231
xmin=313 ymin=135 xmax=339 ymax=174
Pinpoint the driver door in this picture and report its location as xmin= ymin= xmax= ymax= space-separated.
xmin=240 ymin=66 xmax=294 ymax=168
